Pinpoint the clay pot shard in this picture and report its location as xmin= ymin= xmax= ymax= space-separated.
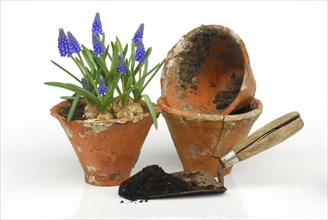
xmin=161 ymin=24 xmax=256 ymax=115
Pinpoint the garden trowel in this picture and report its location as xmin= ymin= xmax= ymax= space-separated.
xmin=144 ymin=111 xmax=304 ymax=199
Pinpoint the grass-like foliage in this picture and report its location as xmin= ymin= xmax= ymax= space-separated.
xmin=45 ymin=13 xmax=163 ymax=128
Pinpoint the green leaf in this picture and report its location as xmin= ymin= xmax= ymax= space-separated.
xmin=119 ymin=72 xmax=146 ymax=97
xmin=77 ymin=53 xmax=85 ymax=66
xmin=74 ymin=58 xmax=97 ymax=93
xmin=100 ymin=44 xmax=110 ymax=61
xmin=94 ymin=66 xmax=102 ymax=85
xmin=123 ymin=43 xmax=128 ymax=58
xmin=103 ymin=88 xmax=116 ymax=109
xmin=138 ymin=60 xmax=165 ymax=95
xmin=67 ymin=93 xmax=81 ymax=122
xmin=145 ymin=47 xmax=152 ymax=58
xmin=107 ymin=44 xmax=112 ymax=60
xmin=94 ymin=56 xmax=110 ymax=77
xmin=71 ymin=57 xmax=87 ymax=81
xmin=81 ymin=45 xmax=97 ymax=72
xmin=129 ymin=41 xmax=136 ymax=77
xmin=60 ymin=96 xmax=75 ymax=100
xmin=142 ymin=59 xmax=149 ymax=78
xmin=45 ymin=82 xmax=102 ymax=107
xmin=115 ymin=84 xmax=122 ymax=95
xmin=108 ymin=43 xmax=119 ymax=74
xmin=101 ymin=33 xmax=106 ymax=45
xmin=126 ymin=75 xmax=133 ymax=91
xmin=51 ymin=60 xmax=81 ymax=83
xmin=115 ymin=37 xmax=124 ymax=54
xmin=111 ymin=41 xmax=116 ymax=51
xmin=142 ymin=94 xmax=158 ymax=129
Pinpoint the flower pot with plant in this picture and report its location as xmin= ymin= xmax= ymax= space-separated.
xmin=46 ymin=13 xmax=164 ymax=186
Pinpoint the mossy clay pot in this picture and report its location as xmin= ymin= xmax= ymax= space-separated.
xmin=159 ymin=25 xmax=261 ymax=176
xmin=51 ymin=101 xmax=159 ymax=186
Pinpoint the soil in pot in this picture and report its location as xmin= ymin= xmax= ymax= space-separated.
xmin=58 ymin=101 xmax=86 ymax=120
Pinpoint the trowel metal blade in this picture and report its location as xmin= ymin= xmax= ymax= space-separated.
xmin=145 ymin=170 xmax=227 ymax=199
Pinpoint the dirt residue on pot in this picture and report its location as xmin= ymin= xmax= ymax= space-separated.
xmin=161 ymin=25 xmax=253 ymax=114
xmin=178 ymin=25 xmax=243 ymax=88
xmin=214 ymin=90 xmax=239 ymax=110
xmin=177 ymin=26 xmax=211 ymax=85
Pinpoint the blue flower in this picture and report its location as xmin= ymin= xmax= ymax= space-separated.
xmin=135 ymin=41 xmax=146 ymax=63
xmin=98 ymin=76 xmax=107 ymax=95
xmin=58 ymin=28 xmax=70 ymax=57
xmin=67 ymin=31 xmax=81 ymax=55
xmin=117 ymin=55 xmax=127 ymax=75
xmin=92 ymin=34 xmax=105 ymax=56
xmin=133 ymin=23 xmax=144 ymax=45
xmin=92 ymin=12 xmax=103 ymax=35
xmin=81 ymin=78 xmax=88 ymax=90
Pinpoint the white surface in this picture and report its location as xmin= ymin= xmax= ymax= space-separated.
xmin=1 ymin=1 xmax=327 ymax=219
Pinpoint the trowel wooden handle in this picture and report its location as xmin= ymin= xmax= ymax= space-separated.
xmin=220 ymin=112 xmax=304 ymax=168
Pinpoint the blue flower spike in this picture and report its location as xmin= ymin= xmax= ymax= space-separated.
xmin=92 ymin=34 xmax=105 ymax=56
xmin=98 ymin=76 xmax=107 ymax=95
xmin=92 ymin=12 xmax=103 ymax=35
xmin=58 ymin=28 xmax=70 ymax=57
xmin=117 ymin=54 xmax=127 ymax=75
xmin=81 ymin=78 xmax=88 ymax=90
xmin=67 ymin=31 xmax=81 ymax=55
xmin=133 ymin=23 xmax=144 ymax=45
xmin=135 ymin=40 xmax=146 ymax=63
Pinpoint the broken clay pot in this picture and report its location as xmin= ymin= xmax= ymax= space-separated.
xmin=159 ymin=25 xmax=260 ymax=176
xmin=50 ymin=101 xmax=159 ymax=186
xmin=158 ymin=98 xmax=263 ymax=176
xmin=161 ymin=25 xmax=256 ymax=115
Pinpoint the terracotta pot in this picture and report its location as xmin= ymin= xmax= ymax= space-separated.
xmin=158 ymin=98 xmax=263 ymax=176
xmin=50 ymin=101 xmax=159 ymax=186
xmin=161 ymin=25 xmax=256 ymax=115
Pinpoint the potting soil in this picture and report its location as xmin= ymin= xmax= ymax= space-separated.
xmin=58 ymin=102 xmax=85 ymax=120
xmin=118 ymin=165 xmax=194 ymax=201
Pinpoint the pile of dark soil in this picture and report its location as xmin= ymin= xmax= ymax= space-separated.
xmin=118 ymin=165 xmax=194 ymax=201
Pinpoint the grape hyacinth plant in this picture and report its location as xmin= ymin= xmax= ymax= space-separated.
xmin=45 ymin=13 xmax=164 ymax=128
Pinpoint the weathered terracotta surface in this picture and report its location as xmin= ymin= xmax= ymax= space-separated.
xmin=159 ymin=25 xmax=260 ymax=176
xmin=158 ymin=98 xmax=262 ymax=176
xmin=161 ymin=25 xmax=256 ymax=115
xmin=51 ymin=101 xmax=159 ymax=186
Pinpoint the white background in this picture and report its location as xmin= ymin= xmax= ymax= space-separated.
xmin=1 ymin=1 xmax=327 ymax=219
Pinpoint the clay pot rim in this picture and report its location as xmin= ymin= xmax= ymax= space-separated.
xmin=157 ymin=98 xmax=262 ymax=121
xmin=50 ymin=100 xmax=160 ymax=125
